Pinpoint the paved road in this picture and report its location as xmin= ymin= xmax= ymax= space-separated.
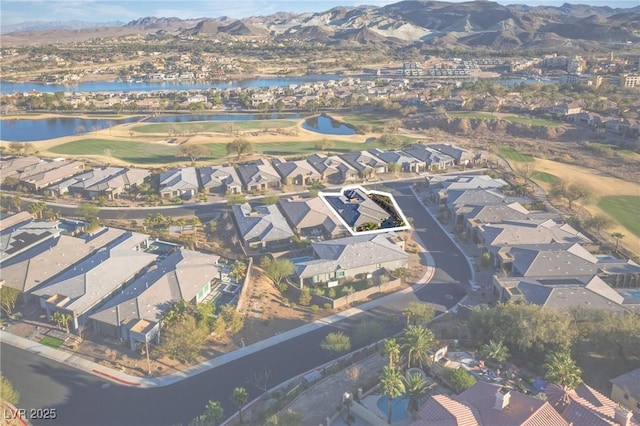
xmin=3 ymin=182 xmax=470 ymax=426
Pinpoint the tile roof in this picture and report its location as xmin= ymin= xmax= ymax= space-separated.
xmin=278 ymin=196 xmax=344 ymax=235
xmin=0 ymin=155 xmax=41 ymax=178
xmin=0 ymin=211 xmax=34 ymax=233
xmin=199 ymin=166 xmax=242 ymax=190
xmin=403 ymin=144 xmax=455 ymax=166
xmin=1 ymin=227 xmax=128 ymax=293
xmin=272 ymin=158 xmax=321 ymax=180
xmin=90 ymin=249 xmax=220 ymax=326
xmin=18 ymin=161 xmax=84 ymax=188
xmin=237 ymin=159 xmax=280 ymax=186
xmin=295 ymin=233 xmax=407 ymax=279
xmin=480 ymin=220 xmax=591 ymax=247
xmin=505 ymin=243 xmax=600 ymax=277
xmin=368 ymin=148 xmax=423 ymax=167
xmin=159 ymin=167 xmax=199 ymax=193
xmin=546 ymin=383 xmax=640 ymax=426
xmin=32 ymin=231 xmax=156 ymax=316
xmin=341 ymin=151 xmax=387 ymax=171
xmin=324 ymin=188 xmax=390 ymax=229
xmin=232 ymin=203 xmax=294 ymax=244
xmin=307 ymin=153 xmax=356 ymax=176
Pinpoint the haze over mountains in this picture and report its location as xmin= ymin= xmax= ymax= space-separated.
xmin=3 ymin=1 xmax=640 ymax=50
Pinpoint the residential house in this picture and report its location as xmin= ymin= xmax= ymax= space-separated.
xmin=278 ymin=196 xmax=346 ymax=239
xmin=0 ymin=220 xmax=61 ymax=265
xmin=464 ymin=202 xmax=532 ymax=235
xmin=431 ymin=174 xmax=508 ymax=192
xmin=611 ymin=368 xmax=640 ymax=415
xmin=272 ymin=158 xmax=322 ymax=186
xmin=0 ymin=211 xmax=34 ymax=234
xmin=294 ymin=233 xmax=408 ymax=287
xmin=237 ymin=159 xmax=281 ymax=192
xmin=429 ymin=143 xmax=477 ymax=165
xmin=493 ymin=274 xmax=630 ymax=312
xmin=0 ymin=227 xmax=128 ymax=294
xmin=546 ymin=383 xmax=639 ymax=426
xmin=444 ymin=189 xmax=509 ymax=224
xmin=478 ymin=219 xmax=591 ymax=248
xmin=159 ymin=167 xmax=199 ymax=198
xmin=403 ymin=144 xmax=455 ymax=171
xmin=307 ymin=154 xmax=358 ymax=184
xmin=548 ymin=102 xmax=582 ymax=117
xmin=323 ymin=188 xmax=390 ymax=232
xmin=413 ymin=382 xmax=569 ymax=426
xmin=341 ymin=151 xmax=388 ymax=178
xmin=0 ymin=155 xmax=41 ymax=181
xmin=15 ymin=160 xmax=84 ymax=192
xmin=32 ymin=231 xmax=156 ymax=330
xmin=496 ymin=243 xmax=601 ymax=277
xmin=49 ymin=167 xmax=149 ymax=199
xmin=368 ymin=148 xmax=426 ymax=173
xmin=89 ymin=249 xmax=220 ymax=351
xmin=231 ymin=203 xmax=294 ymax=249
xmin=199 ymin=165 xmax=242 ymax=195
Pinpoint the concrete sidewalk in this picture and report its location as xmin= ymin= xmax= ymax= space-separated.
xmin=2 ymin=251 xmax=436 ymax=389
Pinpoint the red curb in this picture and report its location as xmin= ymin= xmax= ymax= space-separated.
xmin=92 ymin=369 xmax=141 ymax=386
xmin=1 ymin=402 xmax=30 ymax=426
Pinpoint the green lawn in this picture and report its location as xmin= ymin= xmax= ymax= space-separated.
xmin=40 ymin=336 xmax=64 ymax=349
xmin=449 ymin=112 xmax=561 ymax=127
xmin=132 ymin=119 xmax=297 ymax=134
xmin=47 ymin=138 xmax=380 ymax=165
xmin=532 ymin=171 xmax=560 ymax=184
xmin=597 ymin=195 xmax=640 ymax=238
xmin=337 ymin=112 xmax=393 ymax=128
xmin=497 ymin=147 xmax=534 ymax=162
xmin=48 ymin=139 xmax=179 ymax=164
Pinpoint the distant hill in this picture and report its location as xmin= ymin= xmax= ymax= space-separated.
xmin=1 ymin=20 xmax=123 ymax=35
xmin=3 ymin=1 xmax=640 ymax=50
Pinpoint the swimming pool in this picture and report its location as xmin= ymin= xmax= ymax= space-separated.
xmin=626 ymin=289 xmax=640 ymax=299
xmin=376 ymin=396 xmax=410 ymax=423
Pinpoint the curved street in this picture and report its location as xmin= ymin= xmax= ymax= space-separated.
xmin=3 ymin=183 xmax=472 ymax=426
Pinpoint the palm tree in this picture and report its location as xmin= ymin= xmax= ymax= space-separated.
xmin=51 ymin=311 xmax=73 ymax=333
xmin=28 ymin=201 xmax=46 ymax=219
xmin=479 ymin=340 xmax=509 ymax=365
xmin=403 ymin=372 xmax=429 ymax=414
xmin=231 ymin=387 xmax=248 ymax=423
xmin=399 ymin=325 xmax=435 ymax=371
xmin=204 ymin=400 xmax=224 ymax=426
xmin=229 ymin=260 xmax=247 ymax=282
xmin=544 ymin=352 xmax=582 ymax=390
xmin=379 ymin=366 xmax=405 ymax=424
xmin=611 ymin=232 xmax=625 ymax=253
xmin=383 ymin=338 xmax=401 ymax=367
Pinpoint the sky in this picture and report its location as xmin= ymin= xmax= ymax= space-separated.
xmin=2 ymin=0 xmax=639 ymax=27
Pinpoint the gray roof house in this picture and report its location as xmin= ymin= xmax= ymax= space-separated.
xmin=429 ymin=143 xmax=477 ymax=165
xmin=493 ymin=274 xmax=629 ymax=312
xmin=368 ymin=148 xmax=426 ymax=172
xmin=272 ymin=158 xmax=322 ymax=186
xmin=610 ymin=368 xmax=640 ymax=416
xmin=1 ymin=226 xmax=128 ymax=293
xmin=294 ymin=233 xmax=408 ymax=287
xmin=199 ymin=166 xmax=242 ymax=194
xmin=16 ymin=160 xmax=85 ymax=191
xmin=324 ymin=188 xmax=390 ymax=232
xmin=478 ymin=219 xmax=591 ymax=248
xmin=0 ymin=220 xmax=61 ymax=265
xmin=237 ymin=159 xmax=281 ymax=192
xmin=341 ymin=151 xmax=388 ymax=177
xmin=232 ymin=203 xmax=294 ymax=249
xmin=0 ymin=211 xmax=34 ymax=234
xmin=403 ymin=144 xmax=455 ymax=171
xmin=90 ymin=249 xmax=220 ymax=351
xmin=431 ymin=174 xmax=508 ymax=191
xmin=0 ymin=155 xmax=42 ymax=180
xmin=497 ymin=243 xmax=600 ymax=277
xmin=278 ymin=196 xmax=346 ymax=239
xmin=32 ymin=231 xmax=156 ymax=330
xmin=159 ymin=167 xmax=199 ymax=198
xmin=307 ymin=154 xmax=358 ymax=184
xmin=49 ymin=167 xmax=149 ymax=199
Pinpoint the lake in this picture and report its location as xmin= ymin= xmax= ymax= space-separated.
xmin=0 ymin=113 xmax=303 ymax=142
xmin=302 ymin=115 xmax=356 ymax=136
xmin=0 ymin=74 xmax=342 ymax=94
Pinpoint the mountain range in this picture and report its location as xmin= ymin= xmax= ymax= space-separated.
xmin=3 ymin=1 xmax=640 ymax=51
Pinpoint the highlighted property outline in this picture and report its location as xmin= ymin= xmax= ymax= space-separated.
xmin=318 ymin=185 xmax=411 ymax=236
